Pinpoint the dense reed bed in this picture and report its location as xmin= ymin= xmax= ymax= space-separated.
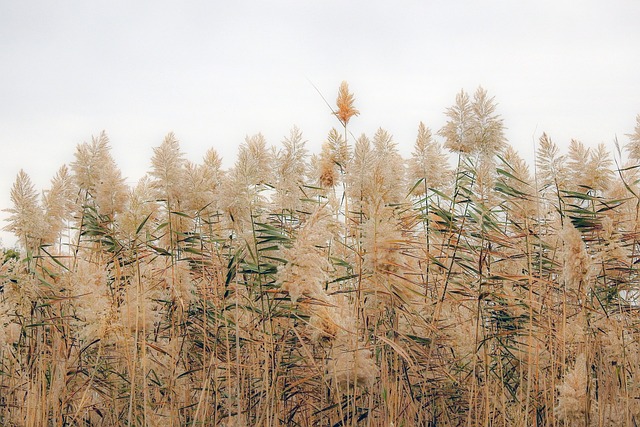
xmin=2 ymin=82 xmax=640 ymax=426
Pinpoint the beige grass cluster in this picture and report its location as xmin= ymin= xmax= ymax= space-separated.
xmin=2 ymin=83 xmax=640 ymax=426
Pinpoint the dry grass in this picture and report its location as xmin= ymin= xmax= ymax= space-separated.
xmin=2 ymin=84 xmax=640 ymax=426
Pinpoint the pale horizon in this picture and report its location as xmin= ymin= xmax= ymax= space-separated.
xmin=2 ymin=0 xmax=639 ymax=248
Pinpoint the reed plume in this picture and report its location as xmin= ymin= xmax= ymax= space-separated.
xmin=334 ymin=80 xmax=360 ymax=127
xmin=1 ymin=84 xmax=639 ymax=427
xmin=4 ymin=169 xmax=44 ymax=251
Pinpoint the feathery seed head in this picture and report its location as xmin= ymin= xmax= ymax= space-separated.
xmin=4 ymin=169 xmax=45 ymax=250
xmin=626 ymin=114 xmax=640 ymax=161
xmin=335 ymin=81 xmax=360 ymax=126
xmin=318 ymin=129 xmax=350 ymax=188
xmin=555 ymin=353 xmax=591 ymax=423
xmin=560 ymin=222 xmax=592 ymax=296
xmin=277 ymin=210 xmax=332 ymax=303
xmin=409 ymin=122 xmax=451 ymax=195
xmin=150 ymin=132 xmax=187 ymax=202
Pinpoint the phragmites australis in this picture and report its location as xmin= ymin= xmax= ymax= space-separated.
xmin=318 ymin=128 xmax=350 ymax=189
xmin=274 ymin=126 xmax=309 ymax=212
xmin=42 ymin=165 xmax=75 ymax=246
xmin=150 ymin=132 xmax=187 ymax=204
xmin=439 ymin=87 xmax=505 ymax=158
xmin=625 ymin=114 xmax=640 ymax=161
xmin=560 ymin=222 xmax=592 ymax=298
xmin=4 ymin=170 xmax=44 ymax=250
xmin=535 ymin=132 xmax=568 ymax=195
xmin=439 ymin=89 xmax=474 ymax=154
xmin=555 ymin=353 xmax=592 ymax=425
xmin=277 ymin=209 xmax=332 ymax=303
xmin=334 ymin=80 xmax=359 ymax=127
xmin=408 ymin=122 xmax=451 ymax=196
xmin=1 ymin=86 xmax=640 ymax=426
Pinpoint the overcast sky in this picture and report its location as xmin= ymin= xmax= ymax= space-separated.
xmin=1 ymin=0 xmax=639 ymax=247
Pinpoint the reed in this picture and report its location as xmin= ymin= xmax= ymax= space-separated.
xmin=2 ymin=84 xmax=640 ymax=426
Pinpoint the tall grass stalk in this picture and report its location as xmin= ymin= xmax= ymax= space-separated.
xmin=2 ymin=89 xmax=640 ymax=426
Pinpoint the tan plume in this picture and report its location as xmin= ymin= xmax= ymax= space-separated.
xmin=334 ymin=81 xmax=360 ymax=126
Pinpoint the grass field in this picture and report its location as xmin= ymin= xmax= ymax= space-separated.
xmin=2 ymin=83 xmax=640 ymax=426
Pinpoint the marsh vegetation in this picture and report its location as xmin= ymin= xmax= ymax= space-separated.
xmin=2 ymin=82 xmax=640 ymax=426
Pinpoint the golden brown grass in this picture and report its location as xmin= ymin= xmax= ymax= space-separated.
xmin=2 ymin=85 xmax=640 ymax=426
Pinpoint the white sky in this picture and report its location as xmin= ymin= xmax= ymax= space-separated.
xmin=1 ymin=0 xmax=639 ymax=248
